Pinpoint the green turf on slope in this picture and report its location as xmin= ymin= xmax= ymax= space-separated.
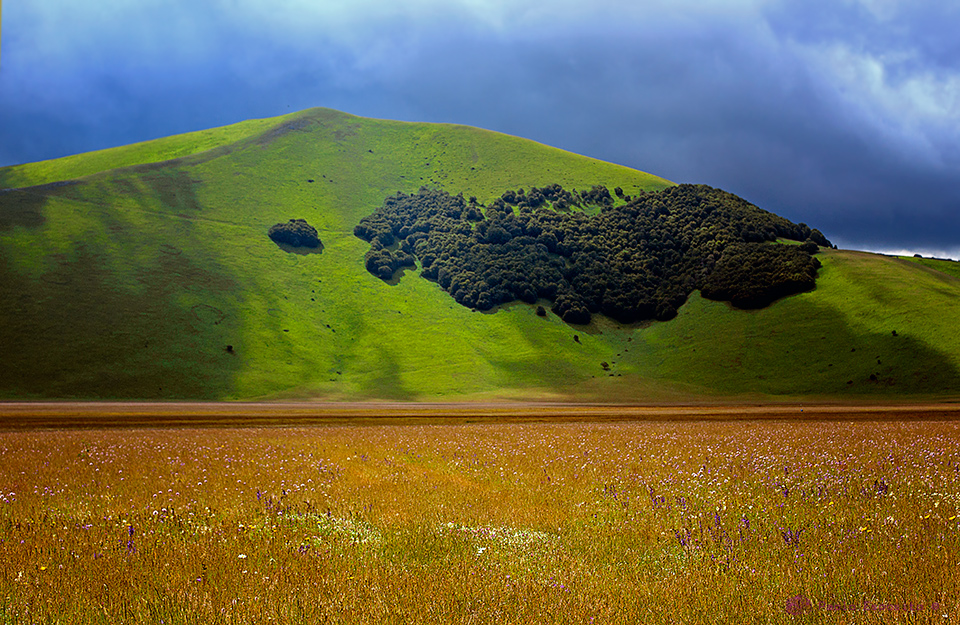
xmin=0 ymin=114 xmax=294 ymax=190
xmin=602 ymin=250 xmax=960 ymax=400
xmin=1 ymin=108 xmax=959 ymax=401
xmin=0 ymin=108 xmax=670 ymax=400
xmin=905 ymin=256 xmax=960 ymax=281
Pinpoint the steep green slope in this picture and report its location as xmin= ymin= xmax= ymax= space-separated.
xmin=1 ymin=107 xmax=958 ymax=401
xmin=0 ymin=114 xmax=292 ymax=190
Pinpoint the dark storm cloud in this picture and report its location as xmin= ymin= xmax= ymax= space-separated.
xmin=1 ymin=1 xmax=958 ymax=256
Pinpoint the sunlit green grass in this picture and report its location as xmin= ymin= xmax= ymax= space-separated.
xmin=1 ymin=107 xmax=959 ymax=400
xmin=0 ymin=115 xmax=289 ymax=189
xmin=905 ymin=255 xmax=960 ymax=281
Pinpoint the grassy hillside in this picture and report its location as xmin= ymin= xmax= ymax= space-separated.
xmin=1 ymin=108 xmax=958 ymax=401
xmin=0 ymin=115 xmax=287 ymax=189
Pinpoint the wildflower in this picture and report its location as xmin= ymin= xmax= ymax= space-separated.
xmin=238 ymin=554 xmax=247 ymax=559
xmin=781 ymin=528 xmax=802 ymax=546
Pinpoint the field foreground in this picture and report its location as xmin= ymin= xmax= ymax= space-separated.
xmin=1 ymin=406 xmax=959 ymax=623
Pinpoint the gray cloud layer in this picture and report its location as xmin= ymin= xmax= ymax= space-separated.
xmin=2 ymin=0 xmax=958 ymax=255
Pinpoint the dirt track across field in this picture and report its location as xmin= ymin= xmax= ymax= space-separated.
xmin=1 ymin=401 xmax=959 ymax=430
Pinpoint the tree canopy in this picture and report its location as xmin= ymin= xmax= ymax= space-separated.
xmin=269 ymin=219 xmax=321 ymax=248
xmin=354 ymin=184 xmax=830 ymax=324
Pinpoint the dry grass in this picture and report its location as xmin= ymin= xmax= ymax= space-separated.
xmin=1 ymin=417 xmax=958 ymax=623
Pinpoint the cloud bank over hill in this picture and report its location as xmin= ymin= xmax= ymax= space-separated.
xmin=1 ymin=0 xmax=958 ymax=256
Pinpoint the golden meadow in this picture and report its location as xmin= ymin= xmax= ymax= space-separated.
xmin=2 ymin=419 xmax=958 ymax=623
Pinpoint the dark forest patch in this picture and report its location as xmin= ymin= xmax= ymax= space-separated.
xmin=354 ymin=184 xmax=830 ymax=324
xmin=269 ymin=219 xmax=322 ymax=251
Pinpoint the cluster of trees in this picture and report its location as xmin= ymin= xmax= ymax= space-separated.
xmin=268 ymin=219 xmax=321 ymax=248
xmin=499 ymin=184 xmax=581 ymax=211
xmin=699 ymin=243 xmax=821 ymax=308
xmin=354 ymin=184 xmax=830 ymax=324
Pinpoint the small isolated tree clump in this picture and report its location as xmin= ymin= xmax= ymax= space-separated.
xmin=269 ymin=219 xmax=321 ymax=248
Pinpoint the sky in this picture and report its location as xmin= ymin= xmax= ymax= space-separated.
xmin=2 ymin=0 xmax=958 ymax=258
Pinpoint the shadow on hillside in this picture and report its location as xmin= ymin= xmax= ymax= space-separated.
xmin=357 ymin=347 xmax=417 ymax=401
xmin=275 ymin=242 xmax=324 ymax=255
xmin=0 ymin=173 xmax=247 ymax=399
xmin=140 ymin=169 xmax=203 ymax=214
xmin=484 ymin=290 xmax=960 ymax=399
xmin=477 ymin=298 xmax=653 ymax=337
xmin=0 ymin=189 xmax=48 ymax=231
xmin=382 ymin=265 xmax=416 ymax=286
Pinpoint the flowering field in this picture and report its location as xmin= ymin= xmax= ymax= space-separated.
xmin=1 ymin=418 xmax=958 ymax=623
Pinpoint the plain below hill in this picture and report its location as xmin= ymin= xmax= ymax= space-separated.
xmin=1 ymin=107 xmax=959 ymax=402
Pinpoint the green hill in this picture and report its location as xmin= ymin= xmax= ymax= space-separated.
xmin=1 ymin=107 xmax=959 ymax=401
